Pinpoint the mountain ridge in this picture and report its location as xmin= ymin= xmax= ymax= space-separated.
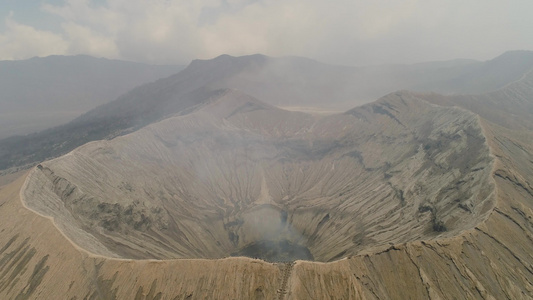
xmin=0 ymin=55 xmax=184 ymax=139
xmin=2 ymin=50 xmax=533 ymax=173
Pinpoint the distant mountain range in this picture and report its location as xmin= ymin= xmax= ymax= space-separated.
xmin=0 ymin=55 xmax=184 ymax=139
xmin=1 ymin=50 xmax=533 ymax=171
xmin=173 ymin=50 xmax=533 ymax=108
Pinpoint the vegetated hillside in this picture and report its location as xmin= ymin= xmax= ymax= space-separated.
xmin=1 ymin=52 xmax=533 ymax=298
xmin=0 ymin=55 xmax=183 ymax=139
xmin=1 ymin=51 xmax=532 ymax=174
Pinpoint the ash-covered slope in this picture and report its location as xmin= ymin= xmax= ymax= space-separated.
xmin=22 ymin=89 xmax=494 ymax=263
xmin=0 ymin=55 xmax=183 ymax=139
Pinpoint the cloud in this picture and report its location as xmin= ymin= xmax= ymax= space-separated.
xmin=62 ymin=22 xmax=119 ymax=58
xmin=1 ymin=0 xmax=533 ymax=64
xmin=0 ymin=13 xmax=68 ymax=60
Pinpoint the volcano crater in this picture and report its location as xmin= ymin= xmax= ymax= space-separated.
xmin=22 ymin=93 xmax=495 ymax=262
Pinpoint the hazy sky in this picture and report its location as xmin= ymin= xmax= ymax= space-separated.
xmin=1 ymin=0 xmax=532 ymax=66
